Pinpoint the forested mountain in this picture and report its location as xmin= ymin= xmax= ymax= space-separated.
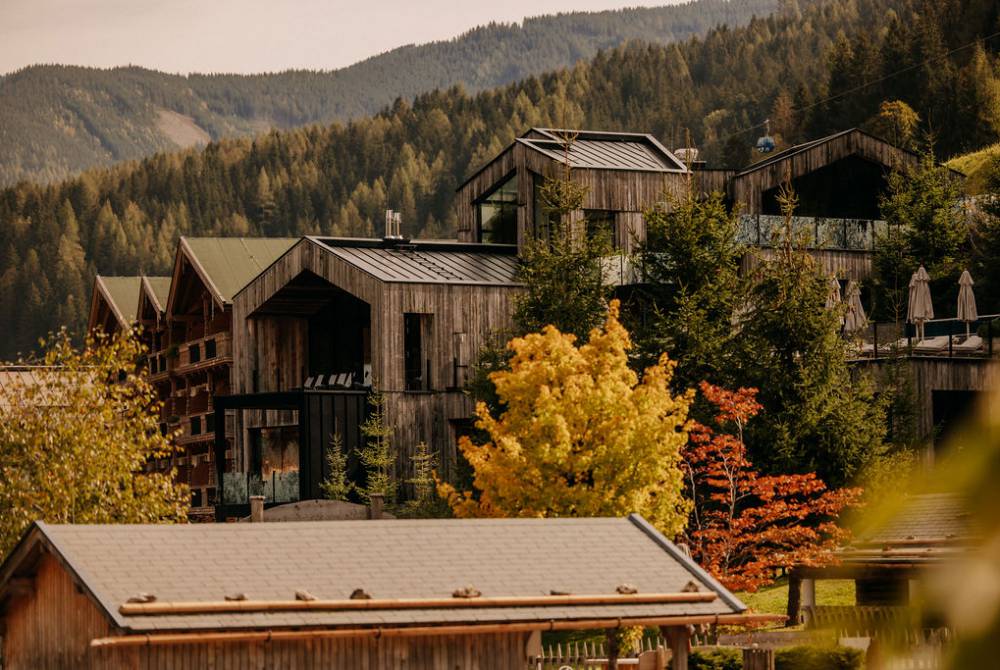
xmin=0 ymin=0 xmax=784 ymax=186
xmin=1 ymin=0 xmax=998 ymax=359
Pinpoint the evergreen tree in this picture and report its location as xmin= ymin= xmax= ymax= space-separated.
xmin=736 ymin=185 xmax=887 ymax=486
xmin=320 ymin=432 xmax=354 ymax=502
xmin=358 ymin=388 xmax=396 ymax=505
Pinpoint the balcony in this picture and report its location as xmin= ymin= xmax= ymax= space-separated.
xmin=174 ymin=332 xmax=232 ymax=376
xmin=738 ymin=215 xmax=892 ymax=252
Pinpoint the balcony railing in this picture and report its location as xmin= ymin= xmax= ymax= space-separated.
xmin=739 ymin=215 xmax=892 ymax=251
xmin=851 ymin=314 xmax=1000 ymax=360
xmin=175 ymin=332 xmax=232 ymax=374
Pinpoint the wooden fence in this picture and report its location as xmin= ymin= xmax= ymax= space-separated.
xmin=528 ymin=635 xmax=670 ymax=669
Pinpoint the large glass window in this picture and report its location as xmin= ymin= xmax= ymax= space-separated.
xmin=477 ymin=174 xmax=518 ymax=244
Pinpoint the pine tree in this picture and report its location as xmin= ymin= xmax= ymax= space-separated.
xmin=320 ymin=432 xmax=354 ymax=502
xmin=358 ymin=388 xmax=396 ymax=505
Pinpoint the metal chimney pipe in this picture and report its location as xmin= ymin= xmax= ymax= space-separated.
xmin=249 ymin=495 xmax=265 ymax=523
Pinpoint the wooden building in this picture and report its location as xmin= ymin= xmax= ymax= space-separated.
xmin=0 ymin=515 xmax=767 ymax=669
xmin=223 ymin=236 xmax=520 ymax=511
xmin=787 ymin=493 xmax=977 ymax=628
xmin=86 ymin=276 xmax=145 ymax=336
xmin=455 ymin=128 xmax=690 ymax=253
xmin=86 ymin=238 xmax=296 ymax=516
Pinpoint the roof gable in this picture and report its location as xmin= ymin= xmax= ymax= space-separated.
xmin=91 ymin=276 xmax=142 ymax=328
xmin=167 ymin=237 xmax=297 ymax=313
xmin=521 ymin=128 xmax=689 ymax=173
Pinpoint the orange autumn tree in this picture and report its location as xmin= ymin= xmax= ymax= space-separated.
xmin=439 ymin=300 xmax=692 ymax=537
xmin=682 ymin=382 xmax=863 ymax=592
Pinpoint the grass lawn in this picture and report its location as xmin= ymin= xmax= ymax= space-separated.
xmin=736 ymin=576 xmax=855 ymax=625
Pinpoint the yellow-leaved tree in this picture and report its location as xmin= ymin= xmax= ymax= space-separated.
xmin=0 ymin=329 xmax=190 ymax=556
xmin=440 ymin=300 xmax=692 ymax=536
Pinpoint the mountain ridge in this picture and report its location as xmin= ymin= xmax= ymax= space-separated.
xmin=0 ymin=0 xmax=782 ymax=186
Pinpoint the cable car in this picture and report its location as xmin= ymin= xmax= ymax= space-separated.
xmin=755 ymin=119 xmax=775 ymax=153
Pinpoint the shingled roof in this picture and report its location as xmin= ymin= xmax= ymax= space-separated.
xmin=0 ymin=516 xmax=745 ymax=635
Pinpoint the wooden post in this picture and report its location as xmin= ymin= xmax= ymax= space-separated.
xmin=249 ymin=495 xmax=264 ymax=523
xmin=661 ymin=626 xmax=689 ymax=670
xmin=743 ymin=647 xmax=775 ymax=670
xmin=786 ymin=571 xmax=802 ymax=626
xmin=368 ymin=493 xmax=384 ymax=520
xmin=606 ymin=629 xmax=619 ymax=670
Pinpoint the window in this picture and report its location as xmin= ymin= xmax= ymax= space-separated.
xmin=584 ymin=210 xmax=617 ymax=248
xmin=189 ymin=343 xmax=201 ymax=364
xmin=204 ymin=338 xmax=217 ymax=359
xmin=404 ymin=313 xmax=432 ymax=391
xmin=476 ymin=173 xmax=518 ymax=244
xmin=206 ymin=413 xmax=215 ymax=434
xmin=190 ymin=416 xmax=202 ymax=436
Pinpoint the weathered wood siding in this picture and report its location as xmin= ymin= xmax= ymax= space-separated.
xmin=741 ymin=248 xmax=873 ymax=280
xmin=730 ymin=130 xmax=919 ymax=214
xmin=87 ymin=632 xmax=530 ymax=669
xmin=232 ymin=239 xmax=520 ymax=480
xmin=860 ymin=357 xmax=1000 ymax=444
xmin=1 ymin=554 xmax=114 ymax=670
xmin=456 ymin=142 xmax=688 ymax=250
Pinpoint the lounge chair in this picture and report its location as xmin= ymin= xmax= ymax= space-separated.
xmin=912 ymin=335 xmax=949 ymax=354
xmin=952 ymin=335 xmax=984 ymax=354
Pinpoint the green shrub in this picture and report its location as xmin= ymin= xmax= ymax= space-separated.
xmin=775 ymin=645 xmax=863 ymax=670
xmin=690 ymin=647 xmax=742 ymax=670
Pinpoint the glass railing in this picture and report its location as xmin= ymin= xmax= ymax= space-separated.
xmin=739 ymin=215 xmax=891 ymax=251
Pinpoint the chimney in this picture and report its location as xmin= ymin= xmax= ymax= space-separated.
xmin=384 ymin=210 xmax=403 ymax=240
xmin=249 ymin=495 xmax=265 ymax=522
xmin=368 ymin=494 xmax=384 ymax=520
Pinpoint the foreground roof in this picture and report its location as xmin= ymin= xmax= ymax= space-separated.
xmin=308 ymin=237 xmax=521 ymax=286
xmin=180 ymin=237 xmax=298 ymax=304
xmin=94 ymin=275 xmax=143 ymax=326
xmin=0 ymin=516 xmax=744 ymax=634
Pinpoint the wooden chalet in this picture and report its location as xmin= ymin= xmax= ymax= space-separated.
xmin=787 ymin=493 xmax=977 ymax=629
xmin=218 ymin=236 xmax=519 ymax=516
xmin=86 ymin=276 xmax=145 ymax=336
xmin=455 ymin=128 xmax=690 ymax=253
xmin=0 ymin=515 xmax=768 ymax=669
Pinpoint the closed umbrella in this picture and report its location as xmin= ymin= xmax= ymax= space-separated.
xmin=907 ymin=265 xmax=934 ymax=340
xmin=958 ymin=270 xmax=978 ymax=337
xmin=825 ymin=275 xmax=843 ymax=326
xmin=844 ymin=280 xmax=867 ymax=334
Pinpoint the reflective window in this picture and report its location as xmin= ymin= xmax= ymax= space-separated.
xmin=477 ymin=174 xmax=518 ymax=244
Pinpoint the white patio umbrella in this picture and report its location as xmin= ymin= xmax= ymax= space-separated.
xmin=957 ymin=270 xmax=978 ymax=337
xmin=844 ymin=280 xmax=868 ymax=334
xmin=907 ymin=265 xmax=934 ymax=340
xmin=825 ymin=275 xmax=844 ymax=326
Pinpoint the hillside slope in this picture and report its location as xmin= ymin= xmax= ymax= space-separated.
xmin=1 ymin=0 xmax=998 ymax=360
xmin=0 ymin=0 xmax=782 ymax=186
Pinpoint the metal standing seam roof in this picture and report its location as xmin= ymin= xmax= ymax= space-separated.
xmin=5 ymin=516 xmax=745 ymax=633
xmin=181 ymin=237 xmax=298 ymax=304
xmin=309 ymin=238 xmax=522 ymax=286
xmin=94 ymin=276 xmax=143 ymax=326
xmin=518 ymin=128 xmax=688 ymax=173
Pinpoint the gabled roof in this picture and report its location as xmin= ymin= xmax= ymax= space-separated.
xmin=92 ymin=275 xmax=142 ymax=327
xmin=0 ymin=516 xmax=745 ymax=634
xmin=140 ymin=276 xmax=172 ymax=314
xmin=458 ymin=127 xmax=688 ymax=191
xmin=520 ymin=128 xmax=689 ymax=173
xmin=170 ymin=237 xmax=297 ymax=309
xmin=306 ymin=237 xmax=521 ymax=286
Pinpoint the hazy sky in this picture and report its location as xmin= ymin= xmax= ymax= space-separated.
xmin=0 ymin=0 xmax=679 ymax=76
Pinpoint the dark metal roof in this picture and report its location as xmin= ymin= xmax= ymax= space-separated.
xmin=1 ymin=516 xmax=744 ymax=633
xmin=521 ymin=128 xmax=688 ymax=173
xmin=309 ymin=237 xmax=521 ymax=286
